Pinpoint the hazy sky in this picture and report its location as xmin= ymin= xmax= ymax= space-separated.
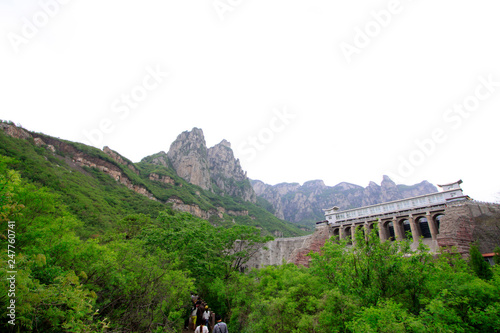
xmin=1 ymin=0 xmax=499 ymax=202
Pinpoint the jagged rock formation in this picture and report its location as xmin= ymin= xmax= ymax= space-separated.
xmin=0 ymin=123 xmax=32 ymax=140
xmin=208 ymin=139 xmax=256 ymax=203
xmin=253 ymin=182 xmax=300 ymax=220
xmin=166 ymin=128 xmax=212 ymax=190
xmin=252 ymin=175 xmax=438 ymax=226
xmin=103 ymin=146 xmax=139 ymax=175
xmin=151 ymin=128 xmax=256 ymax=203
xmin=145 ymin=151 xmax=170 ymax=168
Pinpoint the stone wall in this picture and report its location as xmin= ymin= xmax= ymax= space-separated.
xmin=437 ymin=201 xmax=500 ymax=254
xmin=245 ymin=224 xmax=330 ymax=269
xmin=435 ymin=201 xmax=500 ymax=254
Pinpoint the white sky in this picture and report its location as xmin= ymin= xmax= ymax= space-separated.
xmin=1 ymin=0 xmax=499 ymax=202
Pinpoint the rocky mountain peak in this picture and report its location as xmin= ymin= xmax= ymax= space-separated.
xmin=166 ymin=128 xmax=211 ymax=190
xmin=334 ymin=182 xmax=362 ymax=191
xmin=380 ymin=175 xmax=399 ymax=202
xmin=218 ymin=139 xmax=231 ymax=148
xmin=382 ymin=174 xmax=393 ymax=182
xmin=208 ymin=138 xmax=256 ymax=202
xmin=146 ymin=128 xmax=256 ymax=202
xmin=274 ymin=183 xmax=301 ymax=195
xmin=303 ymin=180 xmax=326 ymax=189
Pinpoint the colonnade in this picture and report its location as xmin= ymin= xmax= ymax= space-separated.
xmin=330 ymin=210 xmax=444 ymax=244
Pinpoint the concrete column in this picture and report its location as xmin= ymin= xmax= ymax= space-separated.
xmin=378 ymin=220 xmax=387 ymax=242
xmin=408 ymin=215 xmax=420 ymax=242
xmin=339 ymin=226 xmax=344 ymax=240
xmin=426 ymin=212 xmax=439 ymax=241
xmin=393 ymin=216 xmax=404 ymax=241
xmin=351 ymin=223 xmax=356 ymax=243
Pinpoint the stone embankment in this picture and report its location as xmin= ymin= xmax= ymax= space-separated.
xmin=245 ymin=224 xmax=330 ymax=268
xmin=438 ymin=200 xmax=500 ymax=255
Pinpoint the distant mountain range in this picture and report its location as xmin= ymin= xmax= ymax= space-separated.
xmin=0 ymin=123 xmax=437 ymax=231
xmin=251 ymin=177 xmax=437 ymax=227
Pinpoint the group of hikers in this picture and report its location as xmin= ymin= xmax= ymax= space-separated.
xmin=188 ymin=294 xmax=228 ymax=333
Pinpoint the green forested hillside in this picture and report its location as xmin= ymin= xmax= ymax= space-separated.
xmin=0 ymin=155 xmax=273 ymax=332
xmin=0 ymin=127 xmax=305 ymax=238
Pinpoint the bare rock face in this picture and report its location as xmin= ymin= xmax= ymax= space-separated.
xmin=438 ymin=201 xmax=500 ymax=255
xmin=103 ymin=146 xmax=139 ymax=174
xmin=147 ymin=151 xmax=169 ymax=168
xmin=162 ymin=128 xmax=256 ymax=202
xmin=251 ymin=180 xmax=289 ymax=219
xmin=0 ymin=123 xmax=32 ymax=140
xmin=252 ymin=180 xmax=269 ymax=197
xmin=208 ymin=139 xmax=256 ymax=203
xmin=166 ymin=128 xmax=212 ymax=191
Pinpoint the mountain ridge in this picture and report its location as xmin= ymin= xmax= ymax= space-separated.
xmin=0 ymin=122 xmax=303 ymax=237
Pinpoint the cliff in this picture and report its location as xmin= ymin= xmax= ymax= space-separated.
xmin=154 ymin=128 xmax=257 ymax=203
xmin=166 ymin=128 xmax=212 ymax=190
xmin=208 ymin=139 xmax=256 ymax=203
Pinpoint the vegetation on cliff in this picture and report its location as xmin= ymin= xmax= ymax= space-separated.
xmin=0 ymin=127 xmax=304 ymax=238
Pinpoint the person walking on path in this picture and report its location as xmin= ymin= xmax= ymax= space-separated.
xmin=213 ymin=314 xmax=228 ymax=333
xmin=194 ymin=323 xmax=209 ymax=333
xmin=190 ymin=304 xmax=198 ymax=331
xmin=196 ymin=302 xmax=205 ymax=327
xmin=202 ymin=305 xmax=211 ymax=327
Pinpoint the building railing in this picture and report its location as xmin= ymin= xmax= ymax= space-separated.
xmin=326 ymin=204 xmax=448 ymax=226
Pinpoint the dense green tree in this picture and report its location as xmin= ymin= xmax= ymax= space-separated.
xmin=0 ymin=157 xmax=105 ymax=332
xmin=309 ymin=225 xmax=434 ymax=313
xmin=0 ymin=157 xmax=193 ymax=332
xmin=493 ymin=245 xmax=500 ymax=265
xmin=217 ymin=226 xmax=500 ymax=333
xmin=469 ymin=243 xmax=493 ymax=280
